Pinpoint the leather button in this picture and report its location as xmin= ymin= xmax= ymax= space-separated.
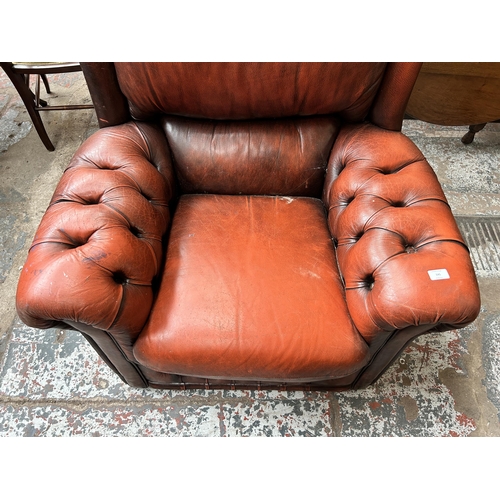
xmin=113 ymin=272 xmax=128 ymax=285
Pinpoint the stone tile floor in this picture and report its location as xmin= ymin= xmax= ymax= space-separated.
xmin=0 ymin=318 xmax=485 ymax=437
xmin=1 ymin=67 xmax=499 ymax=437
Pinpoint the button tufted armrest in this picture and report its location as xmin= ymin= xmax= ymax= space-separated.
xmin=16 ymin=122 xmax=175 ymax=345
xmin=323 ymin=123 xmax=480 ymax=345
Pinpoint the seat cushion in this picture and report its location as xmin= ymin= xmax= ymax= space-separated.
xmin=133 ymin=195 xmax=369 ymax=382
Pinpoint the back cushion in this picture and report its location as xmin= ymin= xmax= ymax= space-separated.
xmin=114 ymin=62 xmax=387 ymax=122
xmin=162 ymin=115 xmax=340 ymax=196
xmin=114 ymin=62 xmax=387 ymax=196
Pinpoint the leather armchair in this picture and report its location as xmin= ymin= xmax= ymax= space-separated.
xmin=16 ymin=63 xmax=481 ymax=390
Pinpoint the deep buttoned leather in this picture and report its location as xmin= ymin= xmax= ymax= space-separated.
xmin=16 ymin=122 xmax=175 ymax=346
xmin=323 ymin=123 xmax=480 ymax=343
xmin=15 ymin=63 xmax=481 ymax=389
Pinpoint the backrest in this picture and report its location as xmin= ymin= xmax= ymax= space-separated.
xmin=81 ymin=62 xmax=422 ymax=197
xmin=115 ymin=62 xmax=387 ymax=122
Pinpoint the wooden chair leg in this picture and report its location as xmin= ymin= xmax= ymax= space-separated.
xmin=6 ymin=70 xmax=55 ymax=151
xmin=461 ymin=123 xmax=487 ymax=144
xmin=41 ymin=74 xmax=51 ymax=94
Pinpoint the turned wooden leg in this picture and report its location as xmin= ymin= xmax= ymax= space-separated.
xmin=41 ymin=74 xmax=51 ymax=94
xmin=2 ymin=67 xmax=55 ymax=151
xmin=462 ymin=123 xmax=487 ymax=144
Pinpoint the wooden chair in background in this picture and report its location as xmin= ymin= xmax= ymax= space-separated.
xmin=0 ymin=62 xmax=94 ymax=151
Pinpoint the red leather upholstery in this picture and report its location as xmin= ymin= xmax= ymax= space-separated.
xmin=134 ymin=194 xmax=370 ymax=381
xmin=15 ymin=62 xmax=481 ymax=390
xmin=114 ymin=62 xmax=387 ymax=122
xmin=162 ymin=115 xmax=340 ymax=196
xmin=17 ymin=122 xmax=175 ymax=352
xmin=323 ymin=123 xmax=480 ymax=344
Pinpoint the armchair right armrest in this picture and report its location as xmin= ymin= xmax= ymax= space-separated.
xmin=323 ymin=123 xmax=481 ymax=347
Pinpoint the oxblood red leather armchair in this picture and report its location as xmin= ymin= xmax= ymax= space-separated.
xmin=16 ymin=63 xmax=481 ymax=390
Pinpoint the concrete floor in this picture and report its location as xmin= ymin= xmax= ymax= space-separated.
xmin=1 ymin=68 xmax=499 ymax=437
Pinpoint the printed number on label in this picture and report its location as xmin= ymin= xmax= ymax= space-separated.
xmin=427 ymin=269 xmax=450 ymax=280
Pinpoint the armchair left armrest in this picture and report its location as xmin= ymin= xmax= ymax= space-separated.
xmin=16 ymin=121 xmax=176 ymax=340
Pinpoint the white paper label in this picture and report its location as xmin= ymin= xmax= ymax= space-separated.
xmin=428 ymin=269 xmax=450 ymax=280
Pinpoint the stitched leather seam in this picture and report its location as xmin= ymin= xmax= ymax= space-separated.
xmin=103 ymin=329 xmax=149 ymax=386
